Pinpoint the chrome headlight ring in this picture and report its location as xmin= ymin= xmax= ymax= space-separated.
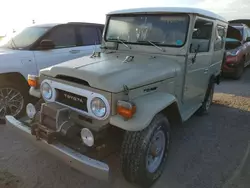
xmin=87 ymin=93 xmax=110 ymax=120
xmin=40 ymin=80 xmax=57 ymax=102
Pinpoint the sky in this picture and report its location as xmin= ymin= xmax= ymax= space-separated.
xmin=0 ymin=0 xmax=249 ymax=36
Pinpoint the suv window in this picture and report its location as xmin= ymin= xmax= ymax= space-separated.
xmin=214 ymin=25 xmax=226 ymax=51
xmin=78 ymin=26 xmax=100 ymax=46
xmin=46 ymin=25 xmax=77 ymax=49
xmin=245 ymin=28 xmax=250 ymax=38
xmin=190 ymin=19 xmax=213 ymax=53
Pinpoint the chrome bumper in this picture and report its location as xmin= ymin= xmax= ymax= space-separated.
xmin=29 ymin=87 xmax=41 ymax=98
xmin=5 ymin=115 xmax=110 ymax=181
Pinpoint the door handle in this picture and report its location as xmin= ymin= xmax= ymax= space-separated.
xmin=69 ymin=50 xmax=80 ymax=54
xmin=204 ymin=69 xmax=208 ymax=74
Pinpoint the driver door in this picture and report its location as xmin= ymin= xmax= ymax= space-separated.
xmin=183 ymin=17 xmax=214 ymax=104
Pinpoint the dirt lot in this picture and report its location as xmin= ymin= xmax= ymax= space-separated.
xmin=1 ymin=69 xmax=250 ymax=188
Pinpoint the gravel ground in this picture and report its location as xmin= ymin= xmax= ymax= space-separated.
xmin=1 ymin=69 xmax=250 ymax=188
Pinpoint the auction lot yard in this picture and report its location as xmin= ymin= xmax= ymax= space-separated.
xmin=1 ymin=69 xmax=250 ymax=188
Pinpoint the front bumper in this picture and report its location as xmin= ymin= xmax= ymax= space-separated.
xmin=5 ymin=115 xmax=110 ymax=181
xmin=29 ymin=86 xmax=41 ymax=98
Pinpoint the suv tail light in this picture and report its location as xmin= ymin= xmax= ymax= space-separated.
xmin=226 ymin=55 xmax=237 ymax=63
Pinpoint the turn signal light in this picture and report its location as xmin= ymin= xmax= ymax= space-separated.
xmin=117 ymin=100 xmax=136 ymax=119
xmin=28 ymin=74 xmax=39 ymax=88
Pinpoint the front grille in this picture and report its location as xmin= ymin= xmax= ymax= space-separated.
xmin=55 ymin=89 xmax=88 ymax=112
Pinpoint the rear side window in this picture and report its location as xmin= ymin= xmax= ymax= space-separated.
xmin=78 ymin=26 xmax=100 ymax=46
xmin=46 ymin=26 xmax=77 ymax=49
xmin=247 ymin=28 xmax=250 ymax=38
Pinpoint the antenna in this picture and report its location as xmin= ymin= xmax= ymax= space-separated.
xmin=90 ymin=40 xmax=100 ymax=58
xmin=94 ymin=40 xmax=97 ymax=53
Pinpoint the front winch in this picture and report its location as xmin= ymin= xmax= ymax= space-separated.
xmin=30 ymin=102 xmax=74 ymax=144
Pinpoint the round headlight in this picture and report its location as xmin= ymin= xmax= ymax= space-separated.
xmin=41 ymin=82 xmax=53 ymax=100
xmin=90 ymin=97 xmax=106 ymax=117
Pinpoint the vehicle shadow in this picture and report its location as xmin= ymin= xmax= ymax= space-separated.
xmin=154 ymin=97 xmax=250 ymax=188
xmin=217 ymin=68 xmax=250 ymax=97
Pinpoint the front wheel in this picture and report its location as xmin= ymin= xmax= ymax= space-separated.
xmin=0 ymin=82 xmax=29 ymax=123
xmin=120 ymin=114 xmax=171 ymax=187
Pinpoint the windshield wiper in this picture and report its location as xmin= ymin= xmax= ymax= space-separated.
xmin=10 ymin=38 xmax=17 ymax=50
xmin=137 ymin=40 xmax=165 ymax=52
xmin=107 ymin=37 xmax=131 ymax=49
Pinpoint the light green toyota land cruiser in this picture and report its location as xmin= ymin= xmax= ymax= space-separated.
xmin=5 ymin=7 xmax=238 ymax=187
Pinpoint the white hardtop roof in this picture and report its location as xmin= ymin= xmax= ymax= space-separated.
xmin=107 ymin=7 xmax=227 ymax=23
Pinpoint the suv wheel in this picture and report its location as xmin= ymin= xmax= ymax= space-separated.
xmin=0 ymin=82 xmax=29 ymax=123
xmin=196 ymin=79 xmax=215 ymax=115
xmin=120 ymin=113 xmax=170 ymax=187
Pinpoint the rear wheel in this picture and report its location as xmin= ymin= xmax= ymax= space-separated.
xmin=0 ymin=82 xmax=29 ymax=123
xmin=196 ymin=78 xmax=215 ymax=116
xmin=120 ymin=114 xmax=171 ymax=187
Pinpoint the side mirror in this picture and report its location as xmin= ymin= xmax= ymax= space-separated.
xmin=39 ymin=39 xmax=55 ymax=50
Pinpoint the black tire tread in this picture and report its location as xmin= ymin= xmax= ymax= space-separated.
xmin=0 ymin=81 xmax=29 ymax=120
xmin=120 ymin=113 xmax=170 ymax=187
xmin=196 ymin=77 xmax=215 ymax=116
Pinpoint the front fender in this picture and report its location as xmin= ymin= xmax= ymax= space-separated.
xmin=109 ymin=92 xmax=177 ymax=131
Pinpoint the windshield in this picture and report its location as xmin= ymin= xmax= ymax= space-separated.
xmin=0 ymin=27 xmax=49 ymax=49
xmin=105 ymin=14 xmax=189 ymax=47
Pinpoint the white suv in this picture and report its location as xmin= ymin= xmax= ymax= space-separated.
xmin=0 ymin=22 xmax=104 ymax=121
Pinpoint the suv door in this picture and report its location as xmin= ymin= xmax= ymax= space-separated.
xmin=33 ymin=25 xmax=80 ymax=70
xmin=183 ymin=18 xmax=214 ymax=104
xmin=71 ymin=25 xmax=102 ymax=58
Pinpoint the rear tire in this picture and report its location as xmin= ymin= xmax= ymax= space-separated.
xmin=196 ymin=78 xmax=215 ymax=116
xmin=0 ymin=82 xmax=29 ymax=123
xmin=120 ymin=114 xmax=171 ymax=187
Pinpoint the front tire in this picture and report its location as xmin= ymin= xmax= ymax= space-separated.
xmin=120 ymin=114 xmax=171 ymax=187
xmin=0 ymin=82 xmax=29 ymax=123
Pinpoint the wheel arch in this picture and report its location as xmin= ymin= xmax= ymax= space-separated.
xmin=0 ymin=72 xmax=29 ymax=88
xmin=161 ymin=101 xmax=182 ymax=126
xmin=110 ymin=92 xmax=183 ymax=131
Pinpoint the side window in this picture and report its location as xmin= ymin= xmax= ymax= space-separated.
xmin=246 ymin=28 xmax=250 ymax=38
xmin=243 ymin=28 xmax=247 ymax=41
xmin=190 ymin=19 xmax=213 ymax=53
xmin=79 ymin=26 xmax=100 ymax=46
xmin=46 ymin=26 xmax=76 ymax=49
xmin=214 ymin=25 xmax=226 ymax=51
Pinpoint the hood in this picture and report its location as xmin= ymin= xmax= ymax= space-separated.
xmin=0 ymin=48 xmax=26 ymax=58
xmin=41 ymin=53 xmax=181 ymax=93
xmin=0 ymin=48 xmax=13 ymax=54
xmin=229 ymin=19 xmax=250 ymax=28
xmin=0 ymin=48 xmax=36 ymax=66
